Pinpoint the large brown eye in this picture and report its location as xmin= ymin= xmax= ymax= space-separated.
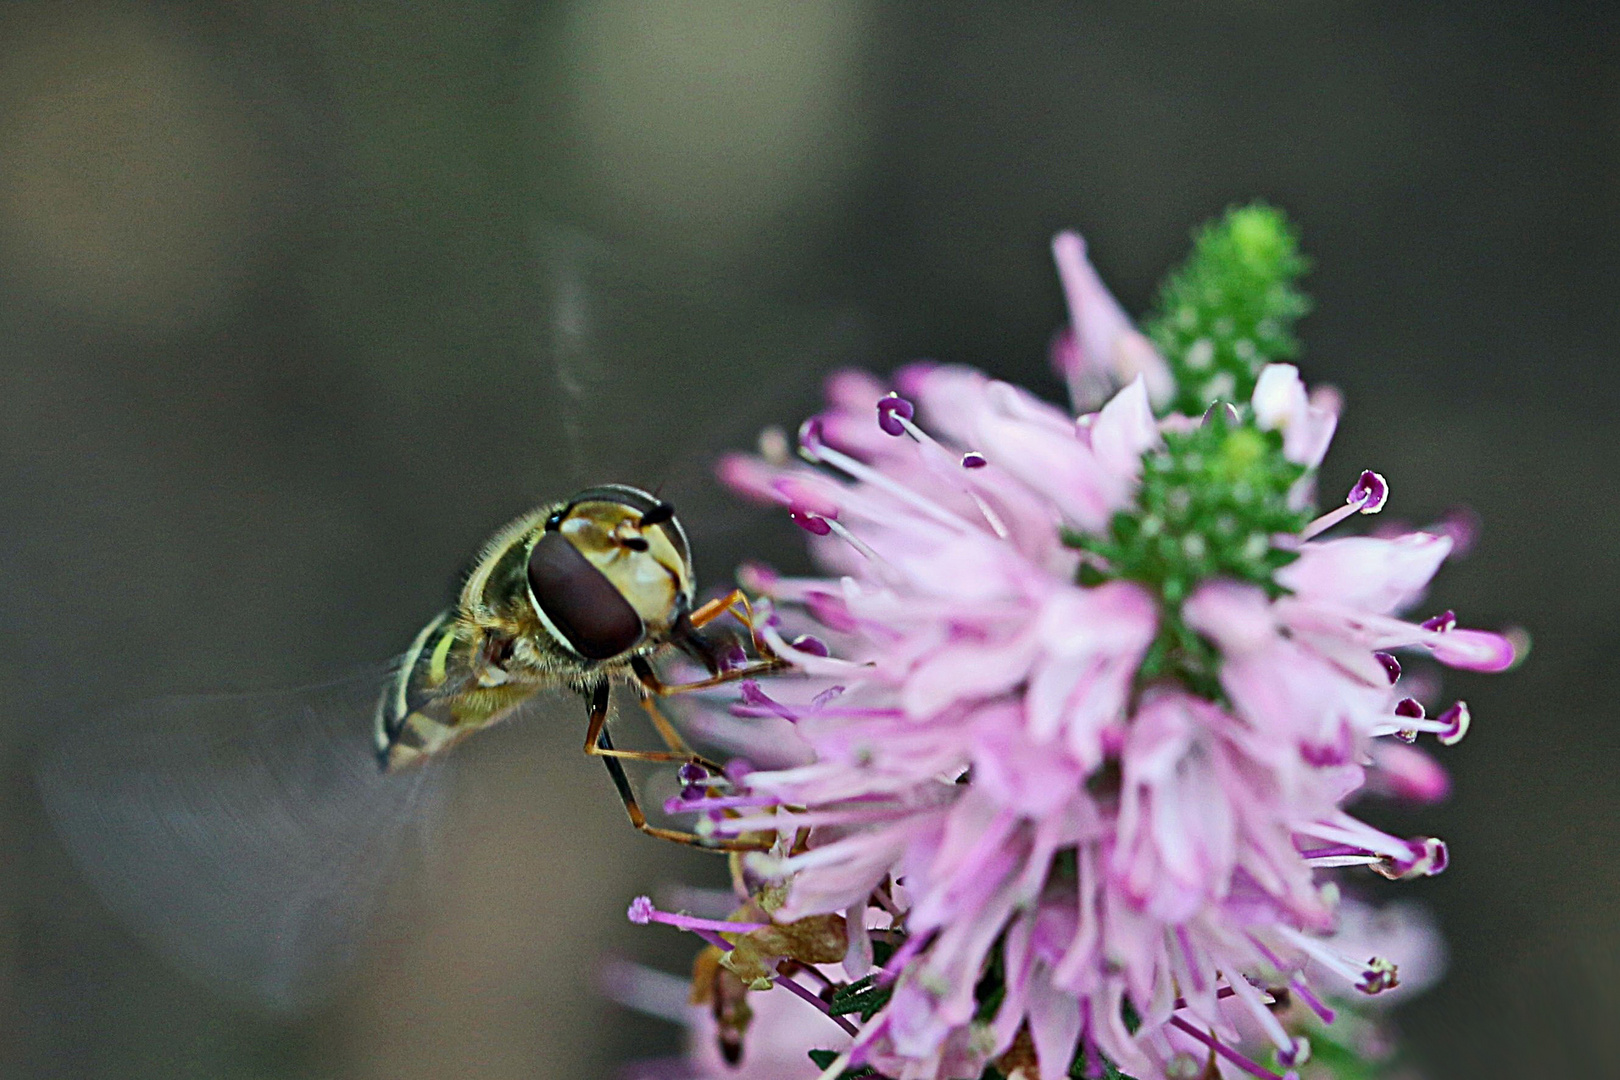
xmin=526 ymin=531 xmax=644 ymax=659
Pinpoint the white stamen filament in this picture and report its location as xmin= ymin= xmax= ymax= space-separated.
xmin=1301 ymin=853 xmax=1383 ymax=869
xmin=1271 ymin=926 xmax=1364 ymax=985
xmin=1370 ymin=717 xmax=1449 ymax=738
xmin=1301 ymin=499 xmax=1363 ymax=540
xmin=808 ymin=440 xmax=976 ymax=533
xmin=825 ymin=518 xmax=885 ymax=563
xmin=895 ymin=415 xmax=1013 ymax=538
xmin=1297 ymin=817 xmax=1412 ymax=860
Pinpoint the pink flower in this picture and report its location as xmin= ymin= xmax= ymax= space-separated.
xmin=647 ymin=238 xmax=1517 ymax=1080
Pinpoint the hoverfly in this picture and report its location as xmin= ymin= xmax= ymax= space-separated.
xmin=36 ymin=484 xmax=785 ymax=1011
xmin=376 ymin=481 xmax=784 ymax=841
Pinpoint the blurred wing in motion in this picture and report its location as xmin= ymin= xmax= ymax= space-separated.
xmin=35 ymin=669 xmax=446 ymax=1014
xmin=528 ymin=214 xmax=858 ymax=573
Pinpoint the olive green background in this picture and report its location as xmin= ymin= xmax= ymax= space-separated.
xmin=0 ymin=3 xmax=1614 ymax=1078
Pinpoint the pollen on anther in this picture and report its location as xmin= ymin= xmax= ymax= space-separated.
xmin=1421 ymin=609 xmax=1457 ymax=633
xmin=797 ymin=416 xmax=828 ymax=460
xmin=1349 ymin=470 xmax=1389 ymax=513
xmin=1437 ymin=701 xmax=1471 ymax=746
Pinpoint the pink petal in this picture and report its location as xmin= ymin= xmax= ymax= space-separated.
xmin=1183 ymin=579 xmax=1277 ymax=655
xmin=1251 ymin=364 xmax=1308 ymax=432
xmin=901 ymin=630 xmax=1040 ymax=717
xmin=1089 ymin=377 xmax=1162 ymax=481
xmin=1367 ymin=741 xmax=1451 ymax=804
xmin=1252 ymin=363 xmax=1341 ymax=467
xmin=1026 ymin=971 xmax=1084 ymax=1079
xmin=1278 ymin=599 xmax=1519 ymax=672
xmin=1051 ymin=230 xmax=1173 ymax=410
xmin=970 ymin=717 xmax=1086 ymax=817
xmin=1276 ymin=532 xmax=1453 ymax=615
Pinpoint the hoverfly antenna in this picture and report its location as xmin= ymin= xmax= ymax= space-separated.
xmin=639 ymin=501 xmax=676 ymax=528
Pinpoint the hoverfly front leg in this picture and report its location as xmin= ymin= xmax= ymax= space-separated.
xmin=583 ymin=682 xmax=768 ymax=853
xmin=657 ymin=589 xmax=790 ymax=694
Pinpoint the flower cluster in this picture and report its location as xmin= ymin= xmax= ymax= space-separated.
xmin=629 ymin=206 xmax=1517 ymax=1080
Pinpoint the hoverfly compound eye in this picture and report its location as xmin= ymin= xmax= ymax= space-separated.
xmin=527 ymin=531 xmax=645 ymax=660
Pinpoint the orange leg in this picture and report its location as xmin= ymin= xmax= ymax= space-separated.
xmin=634 ymin=647 xmax=789 ymax=698
xmin=582 ymin=682 xmax=767 ymax=852
xmin=689 ymin=588 xmax=776 ymax=658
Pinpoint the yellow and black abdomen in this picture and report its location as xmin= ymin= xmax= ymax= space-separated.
xmin=374 ymin=609 xmax=459 ymax=767
xmin=374 ymin=610 xmax=538 ymax=770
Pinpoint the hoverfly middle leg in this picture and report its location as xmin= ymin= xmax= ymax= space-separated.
xmin=582 ymin=682 xmax=768 ymax=853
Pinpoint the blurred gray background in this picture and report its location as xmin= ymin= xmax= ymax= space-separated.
xmin=1 ymin=2 xmax=1615 ymax=1078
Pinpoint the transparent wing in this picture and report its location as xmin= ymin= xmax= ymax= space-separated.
xmin=34 ymin=666 xmax=448 ymax=1015
xmin=529 ymin=216 xmax=848 ymax=575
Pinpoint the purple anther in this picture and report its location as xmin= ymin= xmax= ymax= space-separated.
xmin=677 ymin=762 xmax=709 ymax=786
xmin=738 ymin=680 xmax=799 ymax=723
xmin=1349 ymin=470 xmax=1389 ymax=513
xmin=790 ymin=633 xmax=830 ymax=657
xmin=877 ymin=393 xmax=915 ymax=437
xmin=806 ymin=593 xmax=858 ymax=633
xmin=961 ymin=451 xmax=988 ymax=469
xmin=1377 ymin=837 xmax=1448 ymax=880
xmin=797 ymin=416 xmax=827 ymax=457
xmin=718 ymin=641 xmax=749 ymax=672
xmin=1277 ymin=1036 xmax=1311 ymax=1068
xmin=1374 ymin=652 xmax=1402 ymax=684
xmin=1357 ymin=958 xmax=1400 ymax=995
xmin=1421 ymin=609 xmax=1457 ymax=633
xmin=626 ymin=896 xmax=655 ymax=925
xmin=1436 ymin=701 xmax=1470 ymax=746
xmin=1393 ymin=699 xmax=1424 ymax=741
xmin=789 ymin=507 xmax=833 ymax=535
xmin=810 ymin=685 xmax=846 ymax=710
xmin=738 ymin=561 xmax=779 ymax=593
